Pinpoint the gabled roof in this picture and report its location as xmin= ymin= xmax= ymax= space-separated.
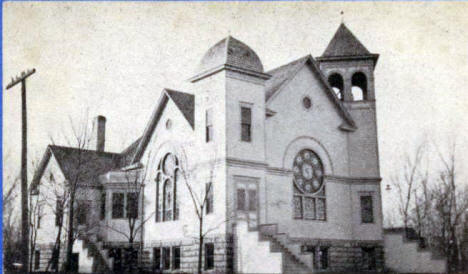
xmin=265 ymin=56 xmax=310 ymax=101
xmin=166 ymin=89 xmax=194 ymax=128
xmin=130 ymin=89 xmax=194 ymax=164
xmin=120 ymin=136 xmax=142 ymax=166
xmin=265 ymin=55 xmax=356 ymax=130
xmin=322 ymin=23 xmax=370 ymax=57
xmin=30 ymin=145 xmax=122 ymax=193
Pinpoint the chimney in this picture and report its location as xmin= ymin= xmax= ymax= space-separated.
xmin=93 ymin=115 xmax=106 ymax=152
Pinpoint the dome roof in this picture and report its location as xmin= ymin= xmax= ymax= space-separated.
xmin=197 ymin=36 xmax=264 ymax=75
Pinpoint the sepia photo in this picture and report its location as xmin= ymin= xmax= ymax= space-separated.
xmin=3 ymin=2 xmax=468 ymax=273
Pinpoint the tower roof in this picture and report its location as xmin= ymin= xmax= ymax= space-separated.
xmin=322 ymin=23 xmax=371 ymax=57
xmin=196 ymin=36 xmax=264 ymax=75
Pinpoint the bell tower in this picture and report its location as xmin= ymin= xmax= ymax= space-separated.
xmin=317 ymin=23 xmax=380 ymax=178
xmin=316 ymin=23 xmax=379 ymax=103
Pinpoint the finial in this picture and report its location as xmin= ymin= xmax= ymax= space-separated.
xmin=340 ymin=11 xmax=344 ymax=24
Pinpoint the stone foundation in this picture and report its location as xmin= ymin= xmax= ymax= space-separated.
xmin=142 ymin=234 xmax=234 ymax=273
xmin=292 ymin=238 xmax=384 ymax=272
xmin=32 ymin=243 xmax=67 ymax=272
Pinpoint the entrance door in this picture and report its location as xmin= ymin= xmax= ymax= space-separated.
xmin=236 ymin=181 xmax=258 ymax=229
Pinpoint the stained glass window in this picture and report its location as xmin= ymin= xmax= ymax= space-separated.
xmin=316 ymin=198 xmax=326 ymax=220
xmin=292 ymin=149 xmax=326 ymax=221
xmin=304 ymin=197 xmax=316 ymax=220
xmin=155 ymin=154 xmax=179 ymax=222
xmin=163 ymin=180 xmax=173 ymax=221
xmin=294 ymin=196 xmax=303 ymax=219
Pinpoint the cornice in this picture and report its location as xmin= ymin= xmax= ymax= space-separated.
xmin=325 ymin=175 xmax=382 ymax=184
xmin=226 ymin=157 xmax=267 ymax=169
xmin=189 ymin=64 xmax=271 ymax=83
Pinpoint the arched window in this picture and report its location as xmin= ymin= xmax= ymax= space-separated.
xmin=292 ymin=149 xmax=326 ymax=221
xmin=163 ymin=180 xmax=172 ymax=221
xmin=351 ymin=72 xmax=368 ymax=101
xmin=155 ymin=153 xmax=179 ymax=222
xmin=328 ymin=73 xmax=344 ymax=100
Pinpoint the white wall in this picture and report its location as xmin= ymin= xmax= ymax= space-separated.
xmin=140 ymin=94 xmax=228 ymax=244
xmin=35 ymin=155 xmax=69 ymax=246
xmin=261 ymin=64 xmax=382 ymax=241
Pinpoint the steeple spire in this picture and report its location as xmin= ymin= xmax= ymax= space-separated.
xmin=322 ymin=23 xmax=370 ymax=57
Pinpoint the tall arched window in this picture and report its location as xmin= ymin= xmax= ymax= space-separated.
xmin=328 ymin=73 xmax=344 ymax=100
xmin=163 ymin=179 xmax=172 ymax=221
xmin=351 ymin=72 xmax=368 ymax=101
xmin=155 ymin=153 xmax=179 ymax=222
xmin=292 ymin=149 xmax=326 ymax=221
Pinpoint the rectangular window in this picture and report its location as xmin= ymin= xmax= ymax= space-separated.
xmin=126 ymin=192 xmax=139 ymax=218
xmin=205 ymin=243 xmax=214 ymax=270
xmin=316 ymin=198 xmax=326 ymax=221
xmin=293 ymin=196 xmax=303 ymax=219
xmin=319 ymin=247 xmax=329 ymax=269
xmin=303 ymin=197 xmax=316 ymax=220
xmin=237 ymin=189 xmax=246 ymax=210
xmin=112 ymin=193 xmax=124 ymax=219
xmin=162 ymin=247 xmax=171 ymax=270
xmin=206 ymin=108 xmax=213 ymax=142
xmin=100 ymin=193 xmax=106 ymax=220
xmin=361 ymin=195 xmax=374 ymax=223
xmin=241 ymin=106 xmax=252 ymax=142
xmin=172 ymin=246 xmax=181 ymax=270
xmin=248 ymin=189 xmax=256 ymax=211
xmin=206 ymin=183 xmax=214 ymax=215
xmin=34 ymin=250 xmax=41 ymax=270
xmin=362 ymin=247 xmax=376 ymax=270
xmin=77 ymin=201 xmax=88 ymax=225
xmin=153 ymin=248 xmax=161 ymax=270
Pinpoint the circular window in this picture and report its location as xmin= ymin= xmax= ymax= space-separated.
xmin=293 ymin=149 xmax=324 ymax=194
xmin=166 ymin=119 xmax=172 ymax=130
xmin=302 ymin=97 xmax=312 ymax=109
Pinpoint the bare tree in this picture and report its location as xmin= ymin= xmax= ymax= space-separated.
xmin=431 ymin=141 xmax=468 ymax=272
xmin=390 ymin=138 xmax=468 ymax=272
xmin=29 ymin=194 xmax=45 ymax=272
xmin=177 ymin=147 xmax=233 ymax=274
xmin=391 ymin=142 xmax=425 ymax=233
xmin=36 ymin=167 xmax=69 ymax=272
xmin=2 ymin=163 xmax=21 ymax=272
xmin=103 ymin=159 xmax=155 ymax=272
xmin=50 ymin=112 xmax=96 ymax=272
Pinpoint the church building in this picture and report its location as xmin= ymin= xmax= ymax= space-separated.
xmin=30 ymin=23 xmax=386 ymax=273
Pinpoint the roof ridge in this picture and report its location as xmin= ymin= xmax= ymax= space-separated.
xmin=266 ymin=55 xmax=310 ymax=75
xmin=49 ymin=144 xmax=121 ymax=156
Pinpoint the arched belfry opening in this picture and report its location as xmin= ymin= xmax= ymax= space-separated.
xmin=328 ymin=73 xmax=344 ymax=100
xmin=351 ymin=72 xmax=368 ymax=101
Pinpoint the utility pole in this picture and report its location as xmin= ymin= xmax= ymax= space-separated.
xmin=6 ymin=68 xmax=36 ymax=272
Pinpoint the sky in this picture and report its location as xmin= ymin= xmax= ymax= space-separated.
xmin=3 ymin=2 xmax=468 ymax=223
